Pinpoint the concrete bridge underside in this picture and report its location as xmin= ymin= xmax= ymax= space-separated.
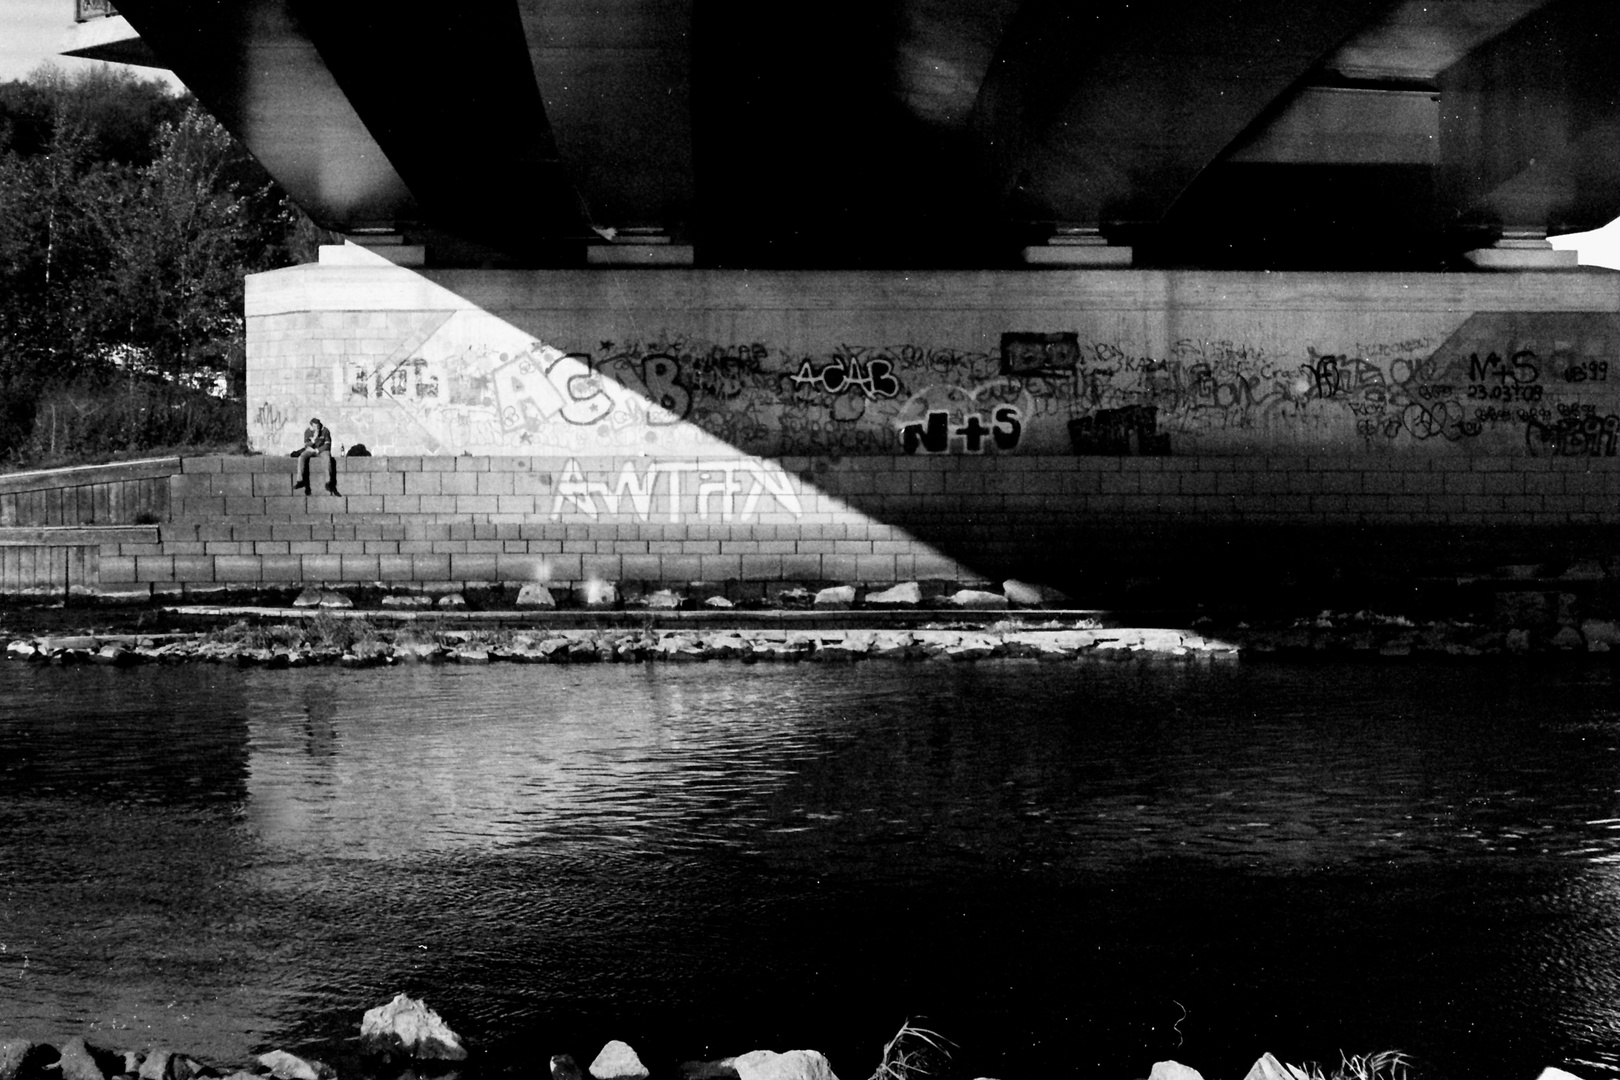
xmin=38 ymin=1 xmax=1620 ymax=607
xmin=79 ymin=0 xmax=1620 ymax=269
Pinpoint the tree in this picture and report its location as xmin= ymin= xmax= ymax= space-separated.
xmin=0 ymin=65 xmax=328 ymax=464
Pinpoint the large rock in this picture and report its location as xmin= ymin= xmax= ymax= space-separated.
xmin=733 ymin=1050 xmax=839 ymax=1080
xmin=864 ymin=582 xmax=920 ymax=607
xmin=292 ymin=587 xmax=323 ymax=608
xmin=1550 ymin=625 xmax=1583 ymax=650
xmin=257 ymin=1052 xmax=332 ymax=1080
xmin=1242 ymin=1054 xmax=1310 ymax=1080
xmin=642 ymin=589 xmax=687 ymax=610
xmin=552 ymin=1056 xmax=587 ymax=1080
xmin=1001 ymin=579 xmax=1051 ymax=607
xmin=947 ymin=589 xmax=1008 ymax=611
xmin=516 ymin=583 xmax=556 ymax=608
xmin=55 ymin=1039 xmax=114 ymax=1080
xmin=0 ymin=1042 xmax=52 ymax=1080
xmin=813 ymin=586 xmax=856 ymax=610
xmin=579 ymin=581 xmax=620 ymax=608
xmin=360 ymin=993 xmax=468 ymax=1061
xmin=1147 ymin=1063 xmax=1205 ymax=1080
xmin=1582 ymin=619 xmax=1620 ymax=650
xmin=138 ymin=1051 xmax=201 ymax=1080
xmin=589 ymin=1041 xmax=649 ymax=1080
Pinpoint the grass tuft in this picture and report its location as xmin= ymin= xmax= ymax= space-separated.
xmin=869 ymin=1021 xmax=952 ymax=1080
xmin=1299 ymin=1051 xmax=1413 ymax=1080
xmin=303 ymin=612 xmax=381 ymax=652
xmin=204 ymin=619 xmax=301 ymax=650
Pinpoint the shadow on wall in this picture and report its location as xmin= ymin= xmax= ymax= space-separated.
xmin=242 ymin=245 xmax=1620 ymax=599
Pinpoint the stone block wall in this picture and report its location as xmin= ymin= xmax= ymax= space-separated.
xmin=0 ymin=458 xmax=175 ymax=527
xmin=3 ymin=448 xmax=1619 ymax=598
xmin=0 ymin=460 xmax=176 ymax=596
xmin=37 ymin=450 xmax=1620 ymax=599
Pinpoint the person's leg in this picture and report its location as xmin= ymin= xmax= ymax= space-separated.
xmin=295 ymin=449 xmax=314 ymax=489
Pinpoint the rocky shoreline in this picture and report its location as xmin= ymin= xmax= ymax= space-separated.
xmin=0 ymin=997 xmax=918 ymax=1080
xmin=0 ymin=1012 xmax=1592 ymax=1080
xmin=5 ymin=606 xmax=1620 ymax=667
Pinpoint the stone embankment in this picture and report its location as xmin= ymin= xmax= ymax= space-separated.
xmin=2 ymin=1001 xmax=1596 ymax=1080
xmin=0 ymin=622 xmax=1236 ymax=667
xmin=0 ymin=996 xmax=858 ymax=1080
xmin=9 ymin=605 xmax=1620 ymax=668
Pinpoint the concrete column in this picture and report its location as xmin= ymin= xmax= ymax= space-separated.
xmin=1464 ymin=226 xmax=1579 ymax=270
xmin=1020 ymin=225 xmax=1133 ymax=268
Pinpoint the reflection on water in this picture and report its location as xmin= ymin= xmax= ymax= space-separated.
xmin=4 ymin=661 xmax=1620 ymax=1079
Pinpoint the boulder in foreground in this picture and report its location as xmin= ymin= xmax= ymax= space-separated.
xmin=1242 ymin=1054 xmax=1310 ymax=1080
xmin=360 ymin=993 xmax=468 ymax=1061
xmin=589 ymin=1041 xmax=649 ymax=1080
xmin=516 ymin=583 xmax=556 ymax=608
xmin=53 ymin=1040 xmax=109 ymax=1080
xmin=257 ymin=1051 xmax=333 ymax=1080
xmin=947 ymin=589 xmax=1008 ymax=611
xmin=733 ymin=1050 xmax=839 ymax=1080
xmin=864 ymin=582 xmax=920 ymax=607
xmin=1148 ymin=1063 xmax=1205 ymax=1080
xmin=0 ymin=1040 xmax=41 ymax=1080
xmin=552 ymin=1055 xmax=587 ymax=1080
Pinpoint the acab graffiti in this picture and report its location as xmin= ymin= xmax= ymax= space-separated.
xmin=788 ymin=357 xmax=900 ymax=400
xmin=494 ymin=349 xmax=689 ymax=434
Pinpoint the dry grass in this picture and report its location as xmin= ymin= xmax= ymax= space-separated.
xmin=1300 ymin=1051 xmax=1413 ymax=1080
xmin=868 ymin=1022 xmax=952 ymax=1080
xmin=304 ymin=612 xmax=381 ymax=651
xmin=204 ymin=619 xmax=302 ymax=650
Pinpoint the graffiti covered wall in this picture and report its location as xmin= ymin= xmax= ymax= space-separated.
xmin=246 ymin=263 xmax=1620 ymax=460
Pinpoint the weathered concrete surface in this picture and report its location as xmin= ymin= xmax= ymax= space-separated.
xmin=248 ymin=264 xmax=1620 ymax=459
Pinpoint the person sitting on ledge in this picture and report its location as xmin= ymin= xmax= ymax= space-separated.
xmin=294 ymin=417 xmax=340 ymax=495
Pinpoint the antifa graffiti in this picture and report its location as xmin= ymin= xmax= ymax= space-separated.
xmin=549 ymin=457 xmax=803 ymax=522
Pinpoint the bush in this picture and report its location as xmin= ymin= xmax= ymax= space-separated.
xmin=22 ymin=375 xmax=244 ymax=463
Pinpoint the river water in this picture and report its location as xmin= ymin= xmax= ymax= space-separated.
xmin=3 ymin=659 xmax=1620 ymax=1080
